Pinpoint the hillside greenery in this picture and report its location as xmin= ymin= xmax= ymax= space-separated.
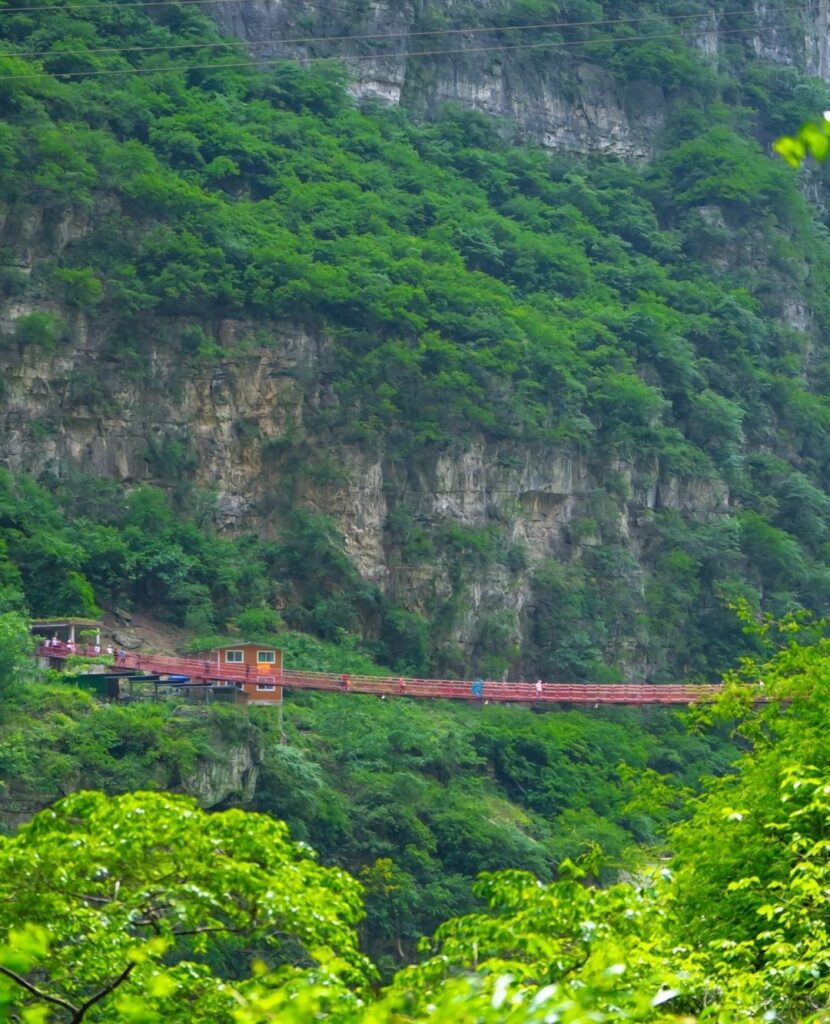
xmin=3 ymin=4 xmax=830 ymax=1017
xmin=1 ymin=1 xmax=830 ymax=677
xmin=0 ymin=621 xmax=740 ymax=971
xmin=1 ymin=622 xmax=830 ymax=1021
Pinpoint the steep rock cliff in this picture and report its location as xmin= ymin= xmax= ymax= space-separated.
xmin=0 ymin=295 xmax=782 ymax=680
xmin=2 ymin=0 xmax=830 ymax=680
xmin=213 ymin=0 xmax=830 ymax=156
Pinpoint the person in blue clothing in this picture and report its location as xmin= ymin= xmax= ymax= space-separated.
xmin=471 ymin=678 xmax=484 ymax=699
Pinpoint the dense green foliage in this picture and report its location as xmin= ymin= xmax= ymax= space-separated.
xmin=0 ymin=645 xmax=738 ymax=970
xmin=0 ymin=471 xmax=400 ymax=658
xmin=257 ymin=691 xmax=737 ymax=966
xmin=5 ymin=8 xmax=830 ymax=1014
xmin=1 ymin=1 xmax=830 ymax=676
xmin=3 ymin=625 xmax=830 ymax=1022
xmin=0 ymin=790 xmax=372 ymax=1022
xmin=0 ymin=677 xmax=272 ymax=802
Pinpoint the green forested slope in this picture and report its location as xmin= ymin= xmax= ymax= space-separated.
xmin=4 ymin=8 xmax=830 ymax=1012
xmin=263 ymin=691 xmax=737 ymax=967
xmin=2 ymin=2 xmax=830 ymax=677
xmin=2 ymin=625 xmax=830 ymax=1022
xmin=0 ymin=647 xmax=738 ymax=970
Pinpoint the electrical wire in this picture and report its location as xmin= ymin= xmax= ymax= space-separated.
xmin=0 ymin=20 xmax=805 ymax=80
xmin=0 ymin=2 xmax=809 ymax=61
xmin=0 ymin=0 xmax=355 ymax=12
xmin=0 ymin=0 xmax=808 ymax=17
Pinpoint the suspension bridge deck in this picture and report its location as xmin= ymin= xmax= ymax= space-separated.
xmin=36 ymin=645 xmax=724 ymax=705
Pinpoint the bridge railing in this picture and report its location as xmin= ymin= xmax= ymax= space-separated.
xmin=35 ymin=645 xmax=723 ymax=704
xmin=279 ymin=670 xmax=722 ymax=704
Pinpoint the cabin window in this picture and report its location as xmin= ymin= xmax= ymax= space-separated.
xmin=257 ymin=651 xmax=276 ymax=663
xmin=256 ymin=684 xmax=276 ymax=692
xmin=225 ymin=650 xmax=244 ymax=663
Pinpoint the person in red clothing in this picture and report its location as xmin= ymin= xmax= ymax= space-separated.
xmin=341 ymin=673 xmax=351 ymax=692
xmin=398 ymin=677 xmax=407 ymax=695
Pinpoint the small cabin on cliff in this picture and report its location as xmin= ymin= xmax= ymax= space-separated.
xmin=210 ymin=642 xmax=283 ymax=705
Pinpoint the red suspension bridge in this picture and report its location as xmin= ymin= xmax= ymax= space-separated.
xmin=36 ymin=644 xmax=724 ymax=705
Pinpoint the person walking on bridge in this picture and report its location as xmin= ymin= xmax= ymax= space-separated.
xmin=535 ymin=679 xmax=543 ymax=699
xmin=398 ymin=677 xmax=406 ymax=696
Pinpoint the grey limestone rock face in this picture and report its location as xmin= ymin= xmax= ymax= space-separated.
xmin=212 ymin=0 xmax=666 ymax=157
xmin=113 ymin=632 xmax=143 ymax=650
xmin=0 ymin=317 xmax=737 ymax=676
xmin=182 ymin=737 xmax=261 ymax=807
xmin=210 ymin=0 xmax=830 ymax=157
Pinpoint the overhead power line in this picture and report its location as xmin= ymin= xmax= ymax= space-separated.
xmin=0 ymin=0 xmax=811 ymax=18
xmin=0 ymin=0 xmax=811 ymax=62
xmin=0 ymin=0 xmax=351 ymax=11
xmin=0 ymin=20 xmax=805 ymax=81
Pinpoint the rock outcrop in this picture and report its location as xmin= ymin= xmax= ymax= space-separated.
xmin=212 ymin=0 xmax=830 ymax=157
xmin=182 ymin=730 xmax=262 ymax=806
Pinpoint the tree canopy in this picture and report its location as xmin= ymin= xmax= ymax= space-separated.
xmin=0 ymin=790 xmax=372 ymax=1022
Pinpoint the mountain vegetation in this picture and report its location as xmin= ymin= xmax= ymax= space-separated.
xmin=1 ymin=621 xmax=830 ymax=1021
xmin=2 ymin=1 xmax=830 ymax=678
xmin=0 ymin=632 xmax=740 ymax=971
xmin=2 ymin=1 xmax=830 ymax=1019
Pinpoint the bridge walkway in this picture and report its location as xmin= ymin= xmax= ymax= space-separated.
xmin=36 ymin=644 xmax=724 ymax=705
